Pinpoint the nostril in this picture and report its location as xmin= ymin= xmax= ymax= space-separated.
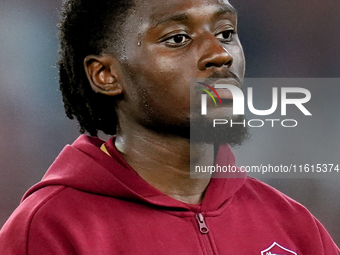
xmin=205 ymin=59 xmax=232 ymax=69
xmin=206 ymin=62 xmax=214 ymax=68
xmin=199 ymin=48 xmax=233 ymax=71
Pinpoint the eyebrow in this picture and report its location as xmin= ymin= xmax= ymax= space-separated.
xmin=216 ymin=5 xmax=238 ymax=16
xmin=150 ymin=5 xmax=237 ymax=28
xmin=151 ymin=13 xmax=189 ymax=28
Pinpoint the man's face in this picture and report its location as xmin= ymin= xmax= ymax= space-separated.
xmin=115 ymin=0 xmax=246 ymax=140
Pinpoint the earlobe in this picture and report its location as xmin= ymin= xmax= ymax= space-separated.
xmin=84 ymin=55 xmax=123 ymax=96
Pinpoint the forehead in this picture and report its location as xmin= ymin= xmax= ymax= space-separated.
xmin=131 ymin=0 xmax=237 ymax=24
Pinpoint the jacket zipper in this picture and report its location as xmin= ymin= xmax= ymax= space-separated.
xmin=196 ymin=213 xmax=209 ymax=234
xmin=195 ymin=213 xmax=216 ymax=254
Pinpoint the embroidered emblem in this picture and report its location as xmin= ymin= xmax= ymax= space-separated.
xmin=261 ymin=242 xmax=297 ymax=255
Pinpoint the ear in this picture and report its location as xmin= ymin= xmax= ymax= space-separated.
xmin=84 ymin=54 xmax=123 ymax=96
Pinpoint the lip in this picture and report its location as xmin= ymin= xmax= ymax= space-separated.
xmin=212 ymin=78 xmax=240 ymax=100
xmin=195 ymin=78 xmax=241 ymax=103
xmin=213 ymin=78 xmax=240 ymax=88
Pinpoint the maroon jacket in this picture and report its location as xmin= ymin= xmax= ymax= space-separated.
xmin=0 ymin=135 xmax=339 ymax=254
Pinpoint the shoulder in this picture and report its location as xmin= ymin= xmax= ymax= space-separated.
xmin=237 ymin=177 xmax=318 ymax=222
xmin=235 ymin=177 xmax=340 ymax=254
xmin=0 ymin=185 xmax=88 ymax=254
xmin=240 ymin=177 xmax=306 ymax=207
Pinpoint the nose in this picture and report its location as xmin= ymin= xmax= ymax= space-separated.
xmin=197 ymin=36 xmax=233 ymax=71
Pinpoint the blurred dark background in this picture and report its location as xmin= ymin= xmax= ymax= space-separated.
xmin=0 ymin=0 xmax=339 ymax=246
xmin=232 ymin=0 xmax=340 ymax=246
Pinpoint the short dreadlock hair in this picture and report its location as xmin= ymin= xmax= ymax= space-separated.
xmin=58 ymin=0 xmax=134 ymax=136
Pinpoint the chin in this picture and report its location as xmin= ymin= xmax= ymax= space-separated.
xmin=190 ymin=114 xmax=249 ymax=146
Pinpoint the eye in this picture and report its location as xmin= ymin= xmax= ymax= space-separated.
xmin=164 ymin=34 xmax=191 ymax=47
xmin=216 ymin=29 xmax=234 ymax=42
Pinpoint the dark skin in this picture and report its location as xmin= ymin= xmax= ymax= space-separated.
xmin=84 ymin=0 xmax=245 ymax=204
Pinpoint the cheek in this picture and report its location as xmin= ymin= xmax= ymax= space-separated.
xmin=232 ymin=44 xmax=246 ymax=76
xmin=124 ymin=46 xmax=195 ymax=113
xmin=144 ymin=52 xmax=189 ymax=82
xmin=143 ymin=71 xmax=191 ymax=117
xmin=138 ymin=52 xmax=192 ymax=97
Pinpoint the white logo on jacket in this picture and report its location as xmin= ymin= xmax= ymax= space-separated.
xmin=261 ymin=242 xmax=297 ymax=255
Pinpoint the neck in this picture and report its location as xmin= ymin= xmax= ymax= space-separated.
xmin=115 ymin=125 xmax=214 ymax=204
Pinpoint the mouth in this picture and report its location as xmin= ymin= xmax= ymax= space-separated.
xmin=198 ymin=78 xmax=240 ymax=102
xmin=219 ymin=98 xmax=233 ymax=106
